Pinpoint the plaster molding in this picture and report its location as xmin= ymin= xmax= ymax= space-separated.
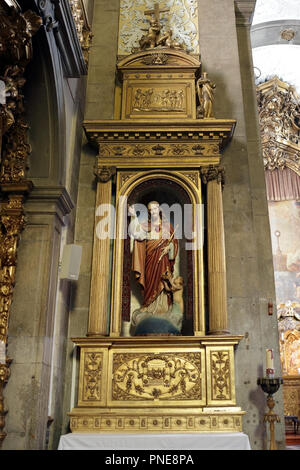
xmin=251 ymin=20 xmax=300 ymax=48
xmin=34 ymin=0 xmax=87 ymax=77
xmin=25 ymin=185 xmax=75 ymax=222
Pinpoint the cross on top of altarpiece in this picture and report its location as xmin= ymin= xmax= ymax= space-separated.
xmin=144 ymin=2 xmax=170 ymax=28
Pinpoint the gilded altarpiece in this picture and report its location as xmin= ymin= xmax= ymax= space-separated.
xmin=69 ymin=14 xmax=245 ymax=433
xmin=257 ymin=77 xmax=300 ymax=423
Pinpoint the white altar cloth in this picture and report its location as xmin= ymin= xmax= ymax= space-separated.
xmin=58 ymin=432 xmax=251 ymax=450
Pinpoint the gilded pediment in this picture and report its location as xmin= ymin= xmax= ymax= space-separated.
xmin=117 ymin=49 xmax=200 ymax=71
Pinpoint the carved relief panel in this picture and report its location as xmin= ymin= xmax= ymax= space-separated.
xmin=77 ymin=348 xmax=109 ymax=407
xmin=74 ymin=340 xmax=240 ymax=409
xmin=123 ymin=80 xmax=193 ymax=119
xmin=117 ymin=50 xmax=200 ymax=120
xmin=205 ymin=346 xmax=236 ymax=406
xmin=108 ymin=349 xmax=205 ymax=406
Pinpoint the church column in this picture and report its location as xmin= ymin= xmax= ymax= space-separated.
xmin=87 ymin=164 xmax=116 ymax=336
xmin=201 ymin=165 xmax=229 ymax=335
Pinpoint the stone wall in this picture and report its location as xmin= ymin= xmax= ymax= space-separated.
xmin=60 ymin=0 xmax=121 ymax=439
xmin=197 ymin=0 xmax=285 ymax=449
xmin=2 ymin=1 xmax=92 ymax=449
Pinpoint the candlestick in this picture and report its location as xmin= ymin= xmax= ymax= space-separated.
xmin=257 ymin=377 xmax=283 ymax=450
xmin=266 ymin=348 xmax=274 ymax=377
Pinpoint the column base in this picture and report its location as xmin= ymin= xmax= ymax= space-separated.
xmin=208 ymin=329 xmax=231 ymax=335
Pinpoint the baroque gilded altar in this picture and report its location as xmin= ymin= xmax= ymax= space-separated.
xmin=69 ymin=4 xmax=245 ymax=434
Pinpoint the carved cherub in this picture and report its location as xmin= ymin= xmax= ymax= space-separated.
xmin=139 ymin=18 xmax=161 ymax=50
xmin=161 ymin=270 xmax=184 ymax=315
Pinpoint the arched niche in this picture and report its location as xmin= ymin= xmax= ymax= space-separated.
xmin=110 ymin=170 xmax=205 ymax=337
xmin=24 ymin=26 xmax=66 ymax=186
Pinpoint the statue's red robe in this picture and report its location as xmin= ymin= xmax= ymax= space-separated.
xmin=132 ymin=221 xmax=178 ymax=308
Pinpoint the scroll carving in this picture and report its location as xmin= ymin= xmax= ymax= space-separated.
xmin=98 ymin=143 xmax=219 ymax=159
xmin=83 ymin=352 xmax=103 ymax=401
xmin=210 ymin=351 xmax=231 ymax=401
xmin=112 ymin=352 xmax=202 ymax=402
xmin=0 ymin=67 xmax=32 ymax=184
xmin=69 ymin=0 xmax=93 ymax=65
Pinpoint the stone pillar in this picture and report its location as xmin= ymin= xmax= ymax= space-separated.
xmin=3 ymin=186 xmax=73 ymax=450
xmin=201 ymin=165 xmax=229 ymax=335
xmin=87 ymin=165 xmax=116 ymax=336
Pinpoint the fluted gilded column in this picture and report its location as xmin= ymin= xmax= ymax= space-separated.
xmin=201 ymin=165 xmax=229 ymax=335
xmin=87 ymin=165 xmax=116 ymax=336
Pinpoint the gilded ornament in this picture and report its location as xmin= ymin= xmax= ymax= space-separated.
xmin=118 ymin=0 xmax=199 ymax=55
xmin=201 ymin=165 xmax=225 ymax=186
xmin=69 ymin=0 xmax=92 ymax=65
xmin=112 ymin=352 xmax=202 ymax=401
xmin=132 ymin=87 xmax=185 ymax=112
xmin=257 ymin=77 xmax=300 ymax=174
xmin=0 ymin=4 xmax=41 ymax=446
xmin=141 ymin=52 xmax=169 ymax=65
xmin=192 ymin=144 xmax=205 ymax=155
xmin=172 ymin=144 xmax=189 ymax=155
xmin=94 ymin=164 xmax=116 ymax=183
xmin=152 ymin=144 xmax=165 ymax=155
xmin=83 ymin=352 xmax=103 ymax=401
xmin=97 ymin=142 xmax=220 ymax=161
xmin=68 ymin=411 xmax=244 ymax=433
xmin=280 ymin=29 xmax=296 ymax=42
xmin=210 ymin=351 xmax=231 ymax=400
xmin=71 ymin=2 xmax=244 ymax=437
xmin=135 ymin=3 xmax=185 ymax=52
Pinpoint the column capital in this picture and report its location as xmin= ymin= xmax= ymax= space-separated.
xmin=94 ymin=163 xmax=116 ymax=183
xmin=200 ymin=165 xmax=225 ymax=187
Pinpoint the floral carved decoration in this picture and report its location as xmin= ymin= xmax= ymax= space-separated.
xmin=112 ymin=352 xmax=202 ymax=401
xmin=257 ymin=77 xmax=300 ymax=174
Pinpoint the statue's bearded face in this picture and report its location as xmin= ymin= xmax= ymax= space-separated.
xmin=148 ymin=201 xmax=160 ymax=220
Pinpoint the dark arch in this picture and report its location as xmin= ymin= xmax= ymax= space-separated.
xmin=122 ymin=177 xmax=194 ymax=335
xmin=24 ymin=16 xmax=66 ymax=186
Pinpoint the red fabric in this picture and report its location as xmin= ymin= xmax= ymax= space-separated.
xmin=132 ymin=222 xmax=178 ymax=307
xmin=265 ymin=168 xmax=300 ymax=201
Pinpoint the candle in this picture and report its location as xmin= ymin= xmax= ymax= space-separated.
xmin=0 ymin=341 xmax=6 ymax=364
xmin=266 ymin=348 xmax=275 ymax=377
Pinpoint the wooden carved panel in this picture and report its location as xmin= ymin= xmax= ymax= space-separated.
xmin=78 ymin=348 xmax=108 ymax=406
xmin=123 ymin=81 xmax=194 ymax=119
xmin=83 ymin=352 xmax=103 ymax=401
xmin=70 ymin=411 xmax=244 ymax=433
xmin=109 ymin=350 xmax=205 ymax=405
xmin=98 ymin=142 xmax=219 ymax=159
xmin=206 ymin=346 xmax=235 ymax=405
xmin=210 ymin=350 xmax=231 ymax=401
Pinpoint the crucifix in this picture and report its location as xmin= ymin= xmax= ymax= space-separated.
xmin=144 ymin=3 xmax=170 ymax=28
